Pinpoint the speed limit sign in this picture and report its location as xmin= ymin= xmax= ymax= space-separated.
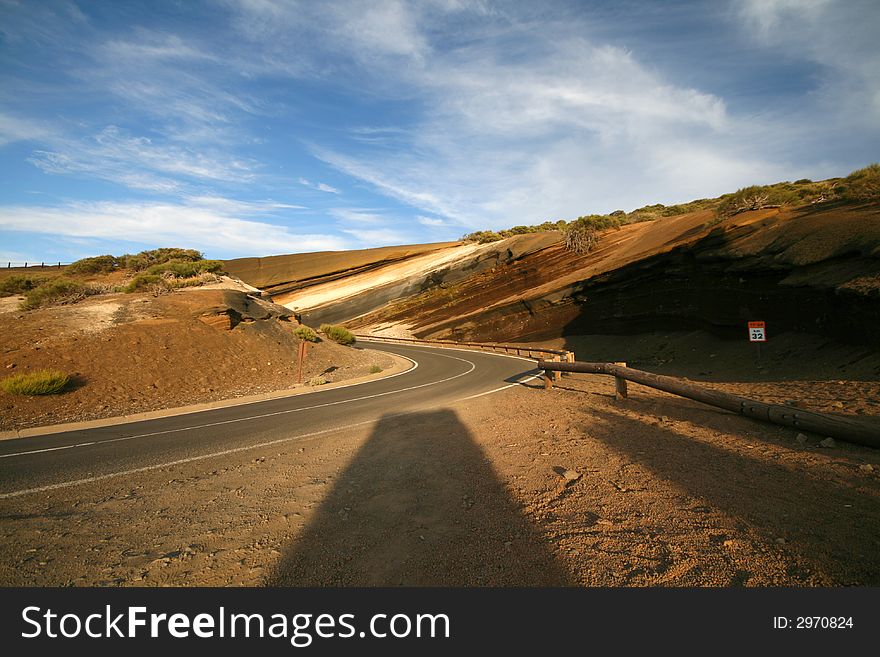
xmin=748 ymin=321 xmax=766 ymax=342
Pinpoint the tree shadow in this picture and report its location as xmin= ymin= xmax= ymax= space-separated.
xmin=584 ymin=404 xmax=880 ymax=584
xmin=267 ymin=409 xmax=574 ymax=586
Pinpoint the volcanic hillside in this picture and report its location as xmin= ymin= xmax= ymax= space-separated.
xmin=227 ymin=201 xmax=880 ymax=351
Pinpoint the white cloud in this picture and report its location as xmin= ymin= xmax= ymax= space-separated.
xmin=417 ymin=216 xmax=444 ymax=226
xmin=0 ymin=113 xmax=51 ymax=147
xmin=739 ymin=0 xmax=880 ymax=126
xmin=330 ymin=208 xmax=388 ymax=224
xmin=0 ymin=198 xmax=347 ymax=257
xmin=27 ymin=125 xmax=257 ymax=192
xmin=298 ymin=177 xmax=340 ymax=194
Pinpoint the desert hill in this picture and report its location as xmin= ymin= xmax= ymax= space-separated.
xmin=0 ymin=284 xmax=393 ymax=431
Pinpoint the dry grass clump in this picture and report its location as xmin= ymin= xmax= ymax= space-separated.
xmin=320 ymin=324 xmax=356 ymax=345
xmin=1 ymin=370 xmax=70 ymax=395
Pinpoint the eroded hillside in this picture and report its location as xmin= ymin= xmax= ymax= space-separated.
xmin=342 ymin=203 xmax=880 ymax=346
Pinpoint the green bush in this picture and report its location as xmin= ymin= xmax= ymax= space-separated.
xmin=462 ymin=230 xmax=504 ymax=243
xmin=369 ymin=364 xmax=382 ymax=374
xmin=65 ymin=255 xmax=120 ymax=276
xmin=1 ymin=369 xmax=70 ymax=395
xmin=294 ymin=325 xmax=319 ymax=342
xmin=838 ymin=163 xmax=880 ymax=202
xmin=122 ymin=248 xmax=204 ymax=271
xmin=145 ymin=259 xmax=223 ymax=278
xmin=20 ymin=278 xmax=95 ymax=310
xmin=319 ymin=324 xmax=356 ymax=345
xmin=122 ymin=274 xmax=162 ymax=293
xmin=307 ymin=375 xmax=328 ymax=386
xmin=0 ymin=275 xmax=46 ymax=297
xmin=572 ymin=214 xmax=623 ymax=231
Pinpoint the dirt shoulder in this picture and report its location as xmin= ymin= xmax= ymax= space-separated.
xmin=0 ymin=368 xmax=877 ymax=587
xmin=0 ymin=287 xmax=394 ymax=431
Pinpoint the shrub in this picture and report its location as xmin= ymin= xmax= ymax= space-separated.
xmin=307 ymin=375 xmax=328 ymax=386
xmin=122 ymin=248 xmax=204 ymax=271
xmin=563 ymin=223 xmax=598 ymax=254
xmin=369 ymin=364 xmax=382 ymax=374
xmin=319 ymin=324 xmax=356 ymax=345
xmin=1 ymin=369 xmax=69 ymax=395
xmin=462 ymin=230 xmax=504 ymax=243
xmin=122 ymin=274 xmax=162 ymax=293
xmin=294 ymin=325 xmax=319 ymax=342
xmin=0 ymin=275 xmax=46 ymax=297
xmin=65 ymin=255 xmax=120 ymax=276
xmin=838 ymin=163 xmax=880 ymax=202
xmin=145 ymin=259 xmax=223 ymax=278
xmin=20 ymin=278 xmax=94 ymax=310
xmin=716 ymin=185 xmax=799 ymax=217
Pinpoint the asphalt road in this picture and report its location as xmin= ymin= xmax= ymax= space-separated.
xmin=0 ymin=342 xmax=538 ymax=499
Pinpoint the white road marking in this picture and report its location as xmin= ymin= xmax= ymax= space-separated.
xmin=0 ymin=351 xmax=461 ymax=459
xmin=0 ymin=346 xmax=537 ymax=498
xmin=0 ymin=416 xmax=391 ymax=499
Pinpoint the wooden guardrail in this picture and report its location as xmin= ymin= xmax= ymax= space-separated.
xmin=538 ymin=359 xmax=880 ymax=449
xmin=355 ymin=334 xmax=575 ymax=365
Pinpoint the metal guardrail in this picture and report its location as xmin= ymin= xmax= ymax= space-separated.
xmin=539 ymin=359 xmax=880 ymax=449
xmin=355 ymin=334 xmax=575 ymax=364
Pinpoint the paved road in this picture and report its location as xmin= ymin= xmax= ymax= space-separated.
xmin=0 ymin=342 xmax=537 ymax=498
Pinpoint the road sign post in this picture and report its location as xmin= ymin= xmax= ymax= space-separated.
xmin=748 ymin=321 xmax=766 ymax=360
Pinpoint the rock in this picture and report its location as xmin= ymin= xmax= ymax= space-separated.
xmin=819 ymin=437 xmax=836 ymax=448
xmin=5 ymin=363 xmax=15 ymax=369
xmin=552 ymin=466 xmax=582 ymax=483
xmin=198 ymin=312 xmax=234 ymax=330
xmin=775 ymin=538 xmax=786 ymax=545
xmin=832 ymin=401 xmax=845 ymax=409
xmin=858 ymin=464 xmax=874 ymax=473
xmin=795 ymin=433 xmax=808 ymax=445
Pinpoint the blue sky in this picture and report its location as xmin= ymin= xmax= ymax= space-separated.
xmin=1 ymin=0 xmax=878 ymax=262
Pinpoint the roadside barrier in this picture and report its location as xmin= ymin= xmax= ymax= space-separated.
xmin=356 ymin=334 xmax=879 ymax=448
xmin=354 ymin=334 xmax=575 ymax=373
xmin=5 ymin=262 xmax=67 ymax=269
xmin=539 ymin=359 xmax=880 ymax=449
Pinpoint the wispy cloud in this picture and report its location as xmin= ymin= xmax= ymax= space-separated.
xmin=0 ymin=197 xmax=346 ymax=257
xmin=27 ymin=125 xmax=257 ymax=193
xmin=298 ymin=177 xmax=340 ymax=194
xmin=0 ymin=113 xmax=52 ymax=146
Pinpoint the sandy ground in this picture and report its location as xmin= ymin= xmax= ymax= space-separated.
xmin=0 ymin=370 xmax=877 ymax=587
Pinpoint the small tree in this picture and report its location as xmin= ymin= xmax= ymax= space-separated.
xmin=563 ymin=223 xmax=598 ymax=254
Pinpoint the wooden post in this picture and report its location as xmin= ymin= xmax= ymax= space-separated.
xmin=543 ymin=370 xmax=554 ymax=389
xmin=614 ymin=361 xmax=628 ymax=399
xmin=552 ymin=356 xmax=562 ymax=381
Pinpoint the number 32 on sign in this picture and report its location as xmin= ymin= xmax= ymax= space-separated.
xmin=748 ymin=321 xmax=767 ymax=342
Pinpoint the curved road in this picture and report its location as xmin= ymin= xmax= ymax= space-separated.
xmin=0 ymin=342 xmax=538 ymax=499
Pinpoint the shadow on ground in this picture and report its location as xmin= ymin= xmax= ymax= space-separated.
xmin=267 ymin=409 xmax=573 ymax=586
xmin=588 ymin=401 xmax=880 ymax=584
